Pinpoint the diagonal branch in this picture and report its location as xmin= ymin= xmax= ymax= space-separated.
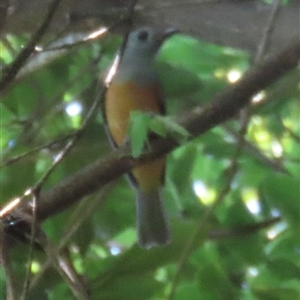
xmin=4 ymin=40 xmax=300 ymax=228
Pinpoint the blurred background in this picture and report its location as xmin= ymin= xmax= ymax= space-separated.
xmin=1 ymin=0 xmax=299 ymax=299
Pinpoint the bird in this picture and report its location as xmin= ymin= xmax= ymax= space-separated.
xmin=103 ymin=26 xmax=178 ymax=248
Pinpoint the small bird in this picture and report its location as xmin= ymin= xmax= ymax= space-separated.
xmin=103 ymin=26 xmax=177 ymax=248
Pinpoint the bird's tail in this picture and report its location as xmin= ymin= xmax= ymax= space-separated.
xmin=136 ymin=189 xmax=170 ymax=249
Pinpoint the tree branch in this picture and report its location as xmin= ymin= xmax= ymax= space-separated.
xmin=3 ymin=40 xmax=300 ymax=231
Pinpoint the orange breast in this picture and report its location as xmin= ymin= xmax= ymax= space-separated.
xmin=105 ymin=81 xmax=163 ymax=146
xmin=131 ymin=158 xmax=165 ymax=192
xmin=105 ymin=81 xmax=165 ymax=192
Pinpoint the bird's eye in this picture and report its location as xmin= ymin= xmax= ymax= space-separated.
xmin=137 ymin=30 xmax=149 ymax=41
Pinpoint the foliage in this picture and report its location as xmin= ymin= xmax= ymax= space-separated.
xmin=0 ymin=26 xmax=299 ymax=300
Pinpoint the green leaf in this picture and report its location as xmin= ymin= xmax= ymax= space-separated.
xmin=0 ymin=103 xmax=15 ymax=124
xmin=250 ymin=266 xmax=300 ymax=300
xmin=267 ymin=258 xmax=300 ymax=280
xmin=129 ymin=112 xmax=190 ymax=158
xmin=129 ymin=111 xmax=152 ymax=157
xmin=94 ymin=221 xmax=209 ymax=287
xmin=266 ymin=233 xmax=300 ymax=263
xmin=151 ymin=116 xmax=190 ymax=143
xmin=95 ymin=276 xmax=163 ymax=300
xmin=174 ymin=282 xmax=201 ymax=300
xmin=260 ymin=174 xmax=300 ymax=237
xmin=159 ymin=34 xmax=248 ymax=76
xmin=168 ymin=143 xmax=198 ymax=202
xmin=192 ymin=244 xmax=239 ymax=300
xmin=215 ymin=193 xmax=265 ymax=267
xmin=252 ymin=285 xmax=300 ymax=300
xmin=92 ymin=180 xmax=135 ymax=238
xmin=157 ymin=62 xmax=203 ymax=98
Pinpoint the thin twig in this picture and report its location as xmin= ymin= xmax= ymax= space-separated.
xmin=41 ymin=16 xmax=129 ymax=52
xmin=283 ymin=124 xmax=300 ymax=144
xmin=21 ymin=189 xmax=40 ymax=300
xmin=29 ymin=183 xmax=115 ymax=292
xmin=0 ymin=225 xmax=18 ymax=300
xmin=0 ymin=0 xmax=63 ymax=92
xmin=223 ymin=124 xmax=288 ymax=174
xmin=26 ymin=228 xmax=91 ymax=300
xmin=255 ymin=0 xmax=282 ymax=63
xmin=208 ymin=216 xmax=281 ymax=240
xmin=1 ymin=52 xmax=103 ymax=168
xmin=1 ymin=133 xmax=74 ymax=167
xmin=45 ymin=245 xmax=90 ymax=300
